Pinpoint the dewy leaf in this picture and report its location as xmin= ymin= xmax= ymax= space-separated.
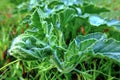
xmin=89 ymin=15 xmax=106 ymax=26
xmin=93 ymin=38 xmax=120 ymax=62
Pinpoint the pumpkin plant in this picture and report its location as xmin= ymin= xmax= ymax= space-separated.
xmin=1 ymin=0 xmax=120 ymax=80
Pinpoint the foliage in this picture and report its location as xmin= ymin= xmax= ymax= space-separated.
xmin=1 ymin=0 xmax=120 ymax=80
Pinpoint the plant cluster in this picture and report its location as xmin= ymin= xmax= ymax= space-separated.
xmin=1 ymin=0 xmax=120 ymax=80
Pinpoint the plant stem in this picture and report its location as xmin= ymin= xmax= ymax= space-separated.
xmin=52 ymin=50 xmax=63 ymax=72
xmin=0 ymin=59 xmax=20 ymax=71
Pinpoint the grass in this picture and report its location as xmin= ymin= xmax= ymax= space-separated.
xmin=0 ymin=0 xmax=28 ymax=62
xmin=0 ymin=0 xmax=120 ymax=80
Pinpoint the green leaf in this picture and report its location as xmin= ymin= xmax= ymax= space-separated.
xmin=59 ymin=8 xmax=76 ymax=27
xmin=52 ymin=50 xmax=63 ymax=72
xmin=62 ymin=54 xmax=80 ymax=73
xmin=63 ymin=40 xmax=80 ymax=73
xmin=82 ymin=2 xmax=109 ymax=14
xmin=38 ymin=59 xmax=54 ymax=73
xmin=8 ymin=34 xmax=50 ymax=60
xmin=79 ymin=39 xmax=96 ymax=51
xmin=16 ymin=2 xmax=28 ymax=13
xmin=65 ymin=40 xmax=79 ymax=60
xmin=48 ymin=1 xmax=64 ymax=9
xmin=107 ymin=19 xmax=120 ymax=30
xmin=29 ymin=0 xmax=39 ymax=10
xmin=31 ymin=9 xmax=42 ymax=28
xmin=89 ymin=15 xmax=106 ymax=26
xmin=75 ymin=32 xmax=107 ymax=44
xmin=21 ymin=15 xmax=31 ymax=24
xmin=75 ymin=33 xmax=120 ymax=62
xmin=93 ymin=38 xmax=120 ymax=62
